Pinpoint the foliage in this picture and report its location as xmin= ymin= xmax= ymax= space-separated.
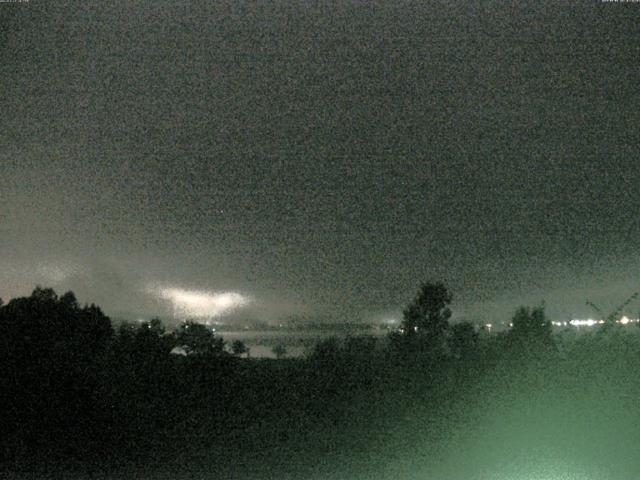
xmin=272 ymin=343 xmax=288 ymax=359
xmin=509 ymin=305 xmax=553 ymax=345
xmin=113 ymin=317 xmax=174 ymax=365
xmin=401 ymin=281 xmax=452 ymax=336
xmin=6 ymin=283 xmax=640 ymax=478
xmin=391 ymin=281 xmax=453 ymax=360
xmin=343 ymin=334 xmax=377 ymax=359
xmin=449 ymin=321 xmax=479 ymax=360
xmin=0 ymin=287 xmax=113 ymax=456
xmin=308 ymin=336 xmax=340 ymax=363
xmin=231 ymin=339 xmax=249 ymax=356
xmin=174 ymin=320 xmax=226 ymax=356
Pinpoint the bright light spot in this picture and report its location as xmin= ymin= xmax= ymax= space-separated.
xmin=570 ymin=319 xmax=598 ymax=327
xmin=620 ymin=315 xmax=630 ymax=325
xmin=154 ymin=287 xmax=251 ymax=320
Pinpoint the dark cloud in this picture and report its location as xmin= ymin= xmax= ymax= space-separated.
xmin=2 ymin=1 xmax=640 ymax=324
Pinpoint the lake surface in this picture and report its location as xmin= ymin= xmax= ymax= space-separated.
xmin=217 ymin=329 xmax=389 ymax=358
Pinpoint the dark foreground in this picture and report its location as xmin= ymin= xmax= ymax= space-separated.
xmin=3 ymin=289 xmax=640 ymax=479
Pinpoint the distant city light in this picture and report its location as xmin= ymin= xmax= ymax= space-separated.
xmin=554 ymin=317 xmax=640 ymax=328
xmin=498 ymin=317 xmax=638 ymax=329
xmin=570 ymin=319 xmax=599 ymax=327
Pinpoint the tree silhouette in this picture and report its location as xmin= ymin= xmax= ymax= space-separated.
xmin=343 ymin=335 xmax=377 ymax=360
xmin=0 ymin=286 xmax=113 ymax=363
xmin=392 ymin=282 xmax=453 ymax=360
xmin=174 ymin=321 xmax=226 ymax=356
xmin=449 ymin=321 xmax=479 ymax=360
xmin=401 ymin=282 xmax=452 ymax=337
xmin=272 ymin=343 xmax=288 ymax=359
xmin=508 ymin=305 xmax=554 ymax=354
xmin=0 ymin=287 xmax=113 ymax=456
xmin=132 ymin=317 xmax=174 ymax=361
xmin=308 ymin=337 xmax=340 ymax=363
xmin=231 ymin=339 xmax=249 ymax=357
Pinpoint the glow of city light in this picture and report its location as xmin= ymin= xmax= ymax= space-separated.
xmin=570 ymin=319 xmax=598 ymax=327
xmin=153 ymin=287 xmax=251 ymax=320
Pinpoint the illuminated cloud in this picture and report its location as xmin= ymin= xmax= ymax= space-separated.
xmin=153 ymin=286 xmax=251 ymax=320
xmin=37 ymin=263 xmax=77 ymax=283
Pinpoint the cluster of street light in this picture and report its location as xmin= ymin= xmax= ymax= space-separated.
xmin=482 ymin=316 xmax=640 ymax=331
xmin=552 ymin=315 xmax=639 ymax=328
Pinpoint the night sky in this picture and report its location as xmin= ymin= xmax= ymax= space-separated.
xmin=2 ymin=1 xmax=640 ymax=325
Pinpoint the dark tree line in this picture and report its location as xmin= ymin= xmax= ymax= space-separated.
xmin=1 ymin=283 xmax=638 ymax=477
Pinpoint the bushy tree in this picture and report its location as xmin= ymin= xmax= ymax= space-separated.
xmin=449 ymin=321 xmax=479 ymax=360
xmin=272 ymin=343 xmax=288 ymax=359
xmin=174 ymin=321 xmax=226 ymax=356
xmin=0 ymin=287 xmax=113 ymax=452
xmin=401 ymin=281 xmax=452 ymax=337
xmin=308 ymin=337 xmax=340 ymax=363
xmin=506 ymin=305 xmax=556 ymax=360
xmin=343 ymin=335 xmax=377 ymax=360
xmin=132 ymin=317 xmax=174 ymax=360
xmin=0 ymin=286 xmax=113 ymax=363
xmin=510 ymin=305 xmax=552 ymax=342
xmin=231 ymin=339 xmax=249 ymax=357
xmin=391 ymin=282 xmax=453 ymax=360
